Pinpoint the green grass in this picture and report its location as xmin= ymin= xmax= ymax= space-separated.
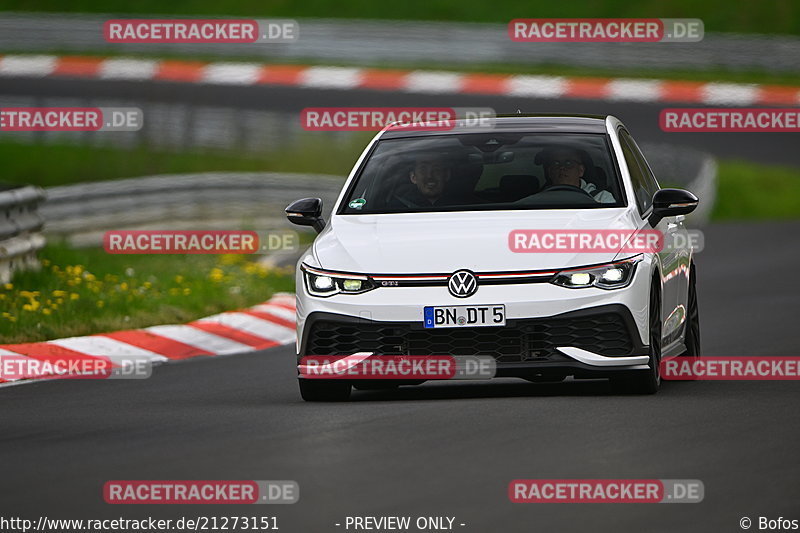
xmin=0 ymin=137 xmax=370 ymax=188
xmin=713 ymin=161 xmax=800 ymax=220
xmin=4 ymin=0 xmax=800 ymax=35
xmin=0 ymin=242 xmax=295 ymax=343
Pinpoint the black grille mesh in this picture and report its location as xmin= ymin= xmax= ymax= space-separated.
xmin=306 ymin=313 xmax=633 ymax=362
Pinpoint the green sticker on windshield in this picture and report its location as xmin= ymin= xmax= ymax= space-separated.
xmin=348 ymin=198 xmax=367 ymax=209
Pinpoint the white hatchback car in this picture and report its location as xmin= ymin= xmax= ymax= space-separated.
xmin=287 ymin=115 xmax=700 ymax=401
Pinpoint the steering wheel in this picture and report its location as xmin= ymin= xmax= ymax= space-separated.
xmin=542 ymin=184 xmax=595 ymax=198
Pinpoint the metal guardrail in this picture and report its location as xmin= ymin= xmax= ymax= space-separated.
xmin=0 ymin=95 xmax=353 ymax=155
xmin=0 ymin=13 xmax=798 ymax=72
xmin=41 ymin=173 xmax=346 ymax=247
xmin=0 ymin=185 xmax=46 ymax=283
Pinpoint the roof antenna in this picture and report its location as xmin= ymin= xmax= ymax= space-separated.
xmin=516 ymin=109 xmax=522 ymax=114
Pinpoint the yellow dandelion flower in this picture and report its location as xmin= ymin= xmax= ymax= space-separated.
xmin=182 ymin=287 xmax=191 ymax=295
xmin=96 ymin=300 xmax=105 ymax=308
xmin=219 ymin=254 xmax=243 ymax=265
xmin=174 ymin=275 xmax=184 ymax=284
xmin=70 ymin=293 xmax=80 ymax=300
xmin=42 ymin=308 xmax=51 ymax=315
xmin=3 ymin=283 xmax=12 ymax=290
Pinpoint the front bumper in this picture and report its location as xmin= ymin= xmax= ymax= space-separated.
xmin=297 ymin=304 xmax=650 ymax=379
xmin=295 ymin=257 xmax=653 ymax=379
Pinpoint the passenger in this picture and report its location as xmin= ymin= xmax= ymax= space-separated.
xmin=390 ymin=154 xmax=453 ymax=207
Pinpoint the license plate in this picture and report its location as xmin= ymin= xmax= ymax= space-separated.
xmin=423 ymin=305 xmax=506 ymax=328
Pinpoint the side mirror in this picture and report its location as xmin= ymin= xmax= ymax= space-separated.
xmin=285 ymin=197 xmax=326 ymax=233
xmin=648 ymin=188 xmax=699 ymax=226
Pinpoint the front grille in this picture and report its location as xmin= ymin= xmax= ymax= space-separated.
xmin=305 ymin=313 xmax=634 ymax=362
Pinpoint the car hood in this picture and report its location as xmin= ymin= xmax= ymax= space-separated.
xmin=313 ymin=209 xmax=639 ymax=274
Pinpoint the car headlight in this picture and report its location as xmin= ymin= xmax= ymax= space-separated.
xmin=302 ymin=264 xmax=376 ymax=297
xmin=551 ymin=255 xmax=641 ymax=290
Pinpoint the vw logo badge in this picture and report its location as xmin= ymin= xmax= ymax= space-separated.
xmin=448 ymin=270 xmax=478 ymax=298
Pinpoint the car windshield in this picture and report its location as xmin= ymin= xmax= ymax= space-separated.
xmin=339 ymin=133 xmax=626 ymax=214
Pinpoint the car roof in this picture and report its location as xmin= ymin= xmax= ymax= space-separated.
xmin=380 ymin=114 xmax=611 ymax=139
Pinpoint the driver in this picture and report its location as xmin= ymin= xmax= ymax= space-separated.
xmin=541 ymin=148 xmax=615 ymax=203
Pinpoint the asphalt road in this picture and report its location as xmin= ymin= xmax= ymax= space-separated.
xmin=2 ymin=220 xmax=799 ymax=532
xmin=2 ymin=76 xmax=799 ymax=167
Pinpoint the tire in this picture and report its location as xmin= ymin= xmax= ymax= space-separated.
xmin=668 ymin=262 xmax=702 ymax=382
xmin=299 ymin=379 xmax=351 ymax=402
xmin=683 ymin=262 xmax=701 ymax=359
xmin=612 ymin=280 xmax=661 ymax=394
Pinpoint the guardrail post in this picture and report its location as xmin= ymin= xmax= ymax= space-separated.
xmin=0 ymin=185 xmax=47 ymax=283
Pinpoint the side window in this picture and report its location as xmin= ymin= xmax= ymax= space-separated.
xmin=625 ymin=133 xmax=660 ymax=196
xmin=618 ymin=129 xmax=654 ymax=214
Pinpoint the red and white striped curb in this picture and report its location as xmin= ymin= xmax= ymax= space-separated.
xmin=0 ymin=292 xmax=297 ymax=385
xmin=1 ymin=54 xmax=798 ymax=106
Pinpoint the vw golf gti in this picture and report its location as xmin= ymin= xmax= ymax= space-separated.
xmin=286 ymin=115 xmax=701 ymax=401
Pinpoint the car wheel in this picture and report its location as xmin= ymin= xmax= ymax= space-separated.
xmin=684 ymin=262 xmax=701 ymax=359
xmin=299 ymin=379 xmax=351 ymax=402
xmin=612 ymin=280 xmax=661 ymax=394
